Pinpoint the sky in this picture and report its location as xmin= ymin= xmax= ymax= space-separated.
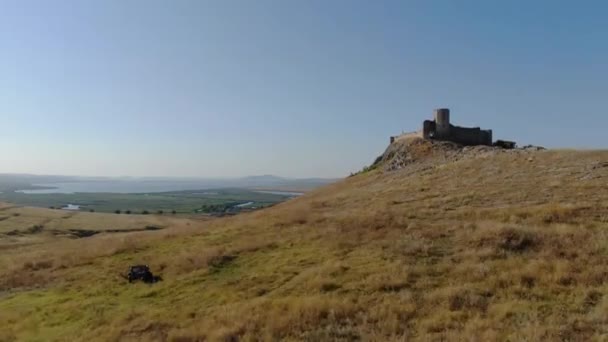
xmin=0 ymin=0 xmax=606 ymax=178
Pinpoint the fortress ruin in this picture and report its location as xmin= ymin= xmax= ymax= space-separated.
xmin=391 ymin=108 xmax=494 ymax=146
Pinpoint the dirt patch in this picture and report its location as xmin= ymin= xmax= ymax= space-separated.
xmin=4 ymin=225 xmax=44 ymax=236
xmin=448 ymin=289 xmax=492 ymax=312
xmin=498 ymin=227 xmax=537 ymax=252
xmin=119 ymin=322 xmax=171 ymax=341
xmin=55 ymin=226 xmax=167 ymax=239
xmin=67 ymin=229 xmax=100 ymax=238
xmin=208 ymin=254 xmax=237 ymax=269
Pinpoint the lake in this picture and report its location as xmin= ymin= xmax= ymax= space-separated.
xmin=17 ymin=180 xmax=234 ymax=194
xmin=16 ymin=181 xmax=306 ymax=195
xmin=254 ymin=190 xmax=303 ymax=197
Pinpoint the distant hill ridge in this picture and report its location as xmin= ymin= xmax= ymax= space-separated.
xmin=0 ymin=173 xmax=337 ymax=193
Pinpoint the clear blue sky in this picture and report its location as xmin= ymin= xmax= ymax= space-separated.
xmin=1 ymin=0 xmax=606 ymax=178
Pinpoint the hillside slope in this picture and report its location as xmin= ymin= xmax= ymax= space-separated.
xmin=1 ymin=138 xmax=608 ymax=341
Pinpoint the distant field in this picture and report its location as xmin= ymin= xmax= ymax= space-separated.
xmin=0 ymin=204 xmax=206 ymax=250
xmin=0 ymin=188 xmax=292 ymax=214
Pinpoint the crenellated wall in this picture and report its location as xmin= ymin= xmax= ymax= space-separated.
xmin=447 ymin=125 xmax=492 ymax=146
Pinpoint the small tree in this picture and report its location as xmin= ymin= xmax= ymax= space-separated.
xmin=115 ymin=210 xmax=121 ymax=214
xmin=125 ymin=210 xmax=131 ymax=214
xmin=142 ymin=210 xmax=149 ymax=215
xmin=157 ymin=210 xmax=164 ymax=215
xmin=172 ymin=210 xmax=177 ymax=215
xmin=89 ymin=209 xmax=95 ymax=213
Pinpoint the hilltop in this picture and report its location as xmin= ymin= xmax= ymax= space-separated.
xmin=1 ymin=138 xmax=607 ymax=341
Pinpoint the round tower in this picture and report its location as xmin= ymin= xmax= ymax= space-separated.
xmin=434 ymin=108 xmax=450 ymax=137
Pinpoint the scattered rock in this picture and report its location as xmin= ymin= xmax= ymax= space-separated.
xmin=375 ymin=138 xmax=545 ymax=172
xmin=521 ymin=145 xmax=546 ymax=151
xmin=591 ymin=161 xmax=608 ymax=170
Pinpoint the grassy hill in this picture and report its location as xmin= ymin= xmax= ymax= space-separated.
xmin=1 ymin=138 xmax=607 ymax=341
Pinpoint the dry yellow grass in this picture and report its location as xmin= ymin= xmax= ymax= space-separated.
xmin=1 ymin=140 xmax=607 ymax=341
xmin=0 ymin=205 xmax=205 ymax=250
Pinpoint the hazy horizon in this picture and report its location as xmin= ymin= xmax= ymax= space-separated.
xmin=0 ymin=172 xmax=336 ymax=180
xmin=2 ymin=0 xmax=607 ymax=178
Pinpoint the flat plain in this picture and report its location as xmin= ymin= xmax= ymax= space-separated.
xmin=0 ymin=188 xmax=291 ymax=214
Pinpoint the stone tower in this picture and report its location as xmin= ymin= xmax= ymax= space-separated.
xmin=434 ymin=108 xmax=450 ymax=137
xmin=420 ymin=108 xmax=493 ymax=146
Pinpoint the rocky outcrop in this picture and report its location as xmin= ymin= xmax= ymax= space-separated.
xmin=375 ymin=137 xmax=545 ymax=172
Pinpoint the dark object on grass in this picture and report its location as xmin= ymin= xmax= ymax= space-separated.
xmin=493 ymin=140 xmax=517 ymax=149
xmin=126 ymin=265 xmax=162 ymax=283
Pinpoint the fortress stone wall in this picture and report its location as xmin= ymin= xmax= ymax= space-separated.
xmin=422 ymin=108 xmax=493 ymax=146
xmin=392 ymin=108 xmax=493 ymax=146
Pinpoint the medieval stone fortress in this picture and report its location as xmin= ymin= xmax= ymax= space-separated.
xmin=391 ymin=108 xmax=515 ymax=148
